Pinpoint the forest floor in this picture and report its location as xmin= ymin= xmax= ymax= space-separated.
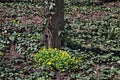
xmin=0 ymin=1 xmax=120 ymax=80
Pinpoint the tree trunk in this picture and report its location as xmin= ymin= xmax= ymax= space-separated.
xmin=43 ymin=0 xmax=64 ymax=49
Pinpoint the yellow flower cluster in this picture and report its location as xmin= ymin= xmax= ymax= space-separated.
xmin=37 ymin=48 xmax=70 ymax=56
xmin=39 ymin=58 xmax=42 ymax=61
xmin=60 ymin=50 xmax=71 ymax=58
xmin=33 ymin=47 xmax=82 ymax=72
xmin=11 ymin=19 xmax=21 ymax=24
xmin=47 ymin=62 xmax=52 ymax=65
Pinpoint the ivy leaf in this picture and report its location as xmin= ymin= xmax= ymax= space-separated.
xmin=117 ymin=60 xmax=120 ymax=64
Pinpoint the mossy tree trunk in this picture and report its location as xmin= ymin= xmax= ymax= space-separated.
xmin=43 ymin=0 xmax=64 ymax=49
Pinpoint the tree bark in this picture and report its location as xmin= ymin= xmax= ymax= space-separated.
xmin=43 ymin=0 xmax=64 ymax=49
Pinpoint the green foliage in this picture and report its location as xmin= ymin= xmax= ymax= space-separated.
xmin=0 ymin=24 xmax=43 ymax=54
xmin=61 ymin=17 xmax=120 ymax=51
xmin=33 ymin=48 xmax=81 ymax=72
xmin=0 ymin=0 xmax=120 ymax=80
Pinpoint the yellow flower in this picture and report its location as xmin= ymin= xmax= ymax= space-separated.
xmin=61 ymin=51 xmax=70 ymax=58
xmin=61 ymin=69 xmax=65 ymax=72
xmin=34 ymin=54 xmax=37 ymax=57
xmin=65 ymin=52 xmax=71 ymax=58
xmin=38 ymin=49 xmax=42 ymax=53
xmin=43 ymin=48 xmax=46 ymax=51
xmin=12 ymin=19 xmax=21 ymax=24
xmin=48 ymin=48 xmax=52 ymax=50
xmin=54 ymin=48 xmax=57 ymax=50
xmin=39 ymin=58 xmax=42 ymax=61
xmin=34 ymin=65 xmax=37 ymax=68
xmin=12 ymin=20 xmax=16 ymax=23
xmin=47 ymin=62 xmax=52 ymax=65
xmin=72 ymin=57 xmax=75 ymax=59
xmin=61 ymin=52 xmax=65 ymax=57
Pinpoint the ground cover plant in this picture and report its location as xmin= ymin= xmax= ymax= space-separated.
xmin=0 ymin=0 xmax=120 ymax=80
xmin=33 ymin=48 xmax=81 ymax=72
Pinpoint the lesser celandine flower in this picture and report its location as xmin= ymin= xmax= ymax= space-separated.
xmin=61 ymin=69 xmax=65 ymax=72
xmin=47 ymin=62 xmax=52 ymax=65
xmin=34 ymin=54 xmax=37 ymax=57
xmin=42 ymin=48 xmax=45 ymax=50
xmin=34 ymin=65 xmax=37 ymax=68
xmin=33 ymin=48 xmax=82 ymax=72
xmin=39 ymin=58 xmax=42 ymax=61
xmin=48 ymin=48 xmax=52 ymax=50
xmin=11 ymin=19 xmax=21 ymax=24
xmin=38 ymin=49 xmax=42 ymax=53
xmin=54 ymin=48 xmax=57 ymax=50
